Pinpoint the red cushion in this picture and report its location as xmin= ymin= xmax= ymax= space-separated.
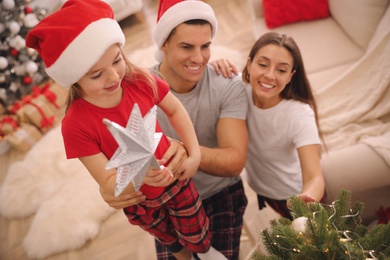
xmin=263 ymin=0 xmax=329 ymax=29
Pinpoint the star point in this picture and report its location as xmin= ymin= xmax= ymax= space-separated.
xmin=104 ymin=104 xmax=162 ymax=196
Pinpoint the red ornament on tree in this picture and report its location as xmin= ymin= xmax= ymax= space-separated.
xmin=10 ymin=48 xmax=19 ymax=57
xmin=22 ymin=75 xmax=33 ymax=85
xmin=24 ymin=6 xmax=34 ymax=14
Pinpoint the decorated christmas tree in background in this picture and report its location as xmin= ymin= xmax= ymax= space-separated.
xmin=252 ymin=190 xmax=390 ymax=259
xmin=0 ymin=0 xmax=48 ymax=107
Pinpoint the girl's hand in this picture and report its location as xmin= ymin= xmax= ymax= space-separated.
xmin=143 ymin=165 xmax=175 ymax=187
xmin=99 ymin=187 xmax=146 ymax=209
xmin=210 ymin=58 xmax=239 ymax=78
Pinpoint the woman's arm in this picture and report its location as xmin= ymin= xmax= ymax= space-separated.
xmin=158 ymin=92 xmax=201 ymax=180
xmin=297 ymin=144 xmax=325 ymax=202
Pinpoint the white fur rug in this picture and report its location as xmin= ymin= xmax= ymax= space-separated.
xmin=0 ymin=125 xmax=116 ymax=259
xmin=0 ymin=45 xmax=243 ymax=259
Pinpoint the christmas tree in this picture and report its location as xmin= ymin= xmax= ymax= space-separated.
xmin=0 ymin=0 xmax=48 ymax=107
xmin=252 ymin=190 xmax=390 ymax=259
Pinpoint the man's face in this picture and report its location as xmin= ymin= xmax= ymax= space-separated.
xmin=161 ymin=23 xmax=212 ymax=92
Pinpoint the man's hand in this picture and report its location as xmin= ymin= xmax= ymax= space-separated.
xmin=162 ymin=138 xmax=189 ymax=179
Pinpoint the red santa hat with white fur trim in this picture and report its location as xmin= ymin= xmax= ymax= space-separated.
xmin=153 ymin=0 xmax=218 ymax=62
xmin=26 ymin=0 xmax=125 ymax=88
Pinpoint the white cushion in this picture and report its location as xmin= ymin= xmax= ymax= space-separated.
xmin=329 ymin=0 xmax=390 ymax=49
xmin=252 ymin=17 xmax=364 ymax=74
xmin=308 ymin=62 xmax=354 ymax=91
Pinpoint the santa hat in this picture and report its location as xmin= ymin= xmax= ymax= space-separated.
xmin=153 ymin=0 xmax=218 ymax=62
xmin=26 ymin=0 xmax=125 ymax=88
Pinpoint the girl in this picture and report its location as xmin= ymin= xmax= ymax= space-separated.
xmin=26 ymin=0 xmax=225 ymax=259
xmin=242 ymin=32 xmax=325 ymax=219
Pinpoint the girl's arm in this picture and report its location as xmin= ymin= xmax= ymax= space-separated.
xmin=297 ymin=144 xmax=325 ymax=202
xmin=99 ymin=140 xmax=188 ymax=209
xmin=158 ymin=92 xmax=201 ymax=180
xmin=80 ymin=152 xmax=174 ymax=197
xmin=79 ymin=152 xmax=131 ymax=196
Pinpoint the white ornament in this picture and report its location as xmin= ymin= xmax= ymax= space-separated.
xmin=8 ymin=21 xmax=21 ymax=35
xmin=0 ymin=88 xmax=6 ymax=99
xmin=27 ymin=47 xmax=37 ymax=57
xmin=0 ymin=57 xmax=8 ymax=70
xmin=9 ymin=82 xmax=19 ymax=92
xmin=0 ymin=23 xmax=5 ymax=34
xmin=13 ymin=64 xmax=26 ymax=76
xmin=24 ymin=13 xmax=40 ymax=28
xmin=0 ymin=74 xmax=6 ymax=83
xmin=2 ymin=0 xmax=15 ymax=10
xmin=291 ymin=216 xmax=308 ymax=233
xmin=104 ymin=104 xmax=163 ymax=197
xmin=8 ymin=35 xmax=26 ymax=50
xmin=24 ymin=61 xmax=38 ymax=74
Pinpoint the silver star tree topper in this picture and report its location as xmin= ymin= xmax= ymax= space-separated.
xmin=103 ymin=104 xmax=162 ymax=197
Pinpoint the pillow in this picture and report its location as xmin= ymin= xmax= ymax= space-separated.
xmin=263 ymin=0 xmax=330 ymax=29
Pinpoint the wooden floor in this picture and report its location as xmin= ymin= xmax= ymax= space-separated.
xmin=0 ymin=1 xmax=280 ymax=259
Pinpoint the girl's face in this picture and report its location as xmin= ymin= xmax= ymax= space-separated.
xmin=77 ymin=44 xmax=126 ymax=107
xmin=247 ymin=44 xmax=295 ymax=109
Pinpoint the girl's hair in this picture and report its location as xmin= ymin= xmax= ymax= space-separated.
xmin=65 ymin=46 xmax=158 ymax=112
xmin=242 ymin=32 xmax=325 ymax=148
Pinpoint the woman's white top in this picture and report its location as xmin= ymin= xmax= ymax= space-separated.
xmin=245 ymin=85 xmax=320 ymax=200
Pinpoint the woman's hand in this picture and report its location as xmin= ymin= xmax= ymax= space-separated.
xmin=210 ymin=58 xmax=239 ymax=78
xmin=296 ymin=193 xmax=316 ymax=204
xmin=100 ymin=187 xmax=146 ymax=210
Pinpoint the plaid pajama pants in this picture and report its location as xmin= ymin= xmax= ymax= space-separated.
xmin=155 ymin=179 xmax=248 ymax=260
xmin=123 ymin=179 xmax=211 ymax=253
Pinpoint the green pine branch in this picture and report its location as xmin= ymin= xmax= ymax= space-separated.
xmin=251 ymin=189 xmax=390 ymax=260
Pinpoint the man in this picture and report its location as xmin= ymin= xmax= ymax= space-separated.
xmin=102 ymin=0 xmax=248 ymax=259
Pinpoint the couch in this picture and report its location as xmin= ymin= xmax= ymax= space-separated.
xmin=246 ymin=0 xmax=390 ymax=224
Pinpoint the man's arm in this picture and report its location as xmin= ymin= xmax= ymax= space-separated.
xmin=199 ymin=118 xmax=248 ymax=177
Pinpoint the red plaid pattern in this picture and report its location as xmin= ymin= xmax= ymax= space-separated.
xmin=124 ymin=179 xmax=211 ymax=252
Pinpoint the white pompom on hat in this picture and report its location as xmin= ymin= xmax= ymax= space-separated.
xmin=153 ymin=0 xmax=218 ymax=62
xmin=26 ymin=0 xmax=125 ymax=88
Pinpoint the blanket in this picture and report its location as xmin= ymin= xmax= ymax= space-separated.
xmin=0 ymin=125 xmax=116 ymax=259
xmin=317 ymin=6 xmax=390 ymax=167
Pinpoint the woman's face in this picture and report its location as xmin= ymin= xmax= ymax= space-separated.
xmin=77 ymin=44 xmax=126 ymax=107
xmin=247 ymin=44 xmax=295 ymax=109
